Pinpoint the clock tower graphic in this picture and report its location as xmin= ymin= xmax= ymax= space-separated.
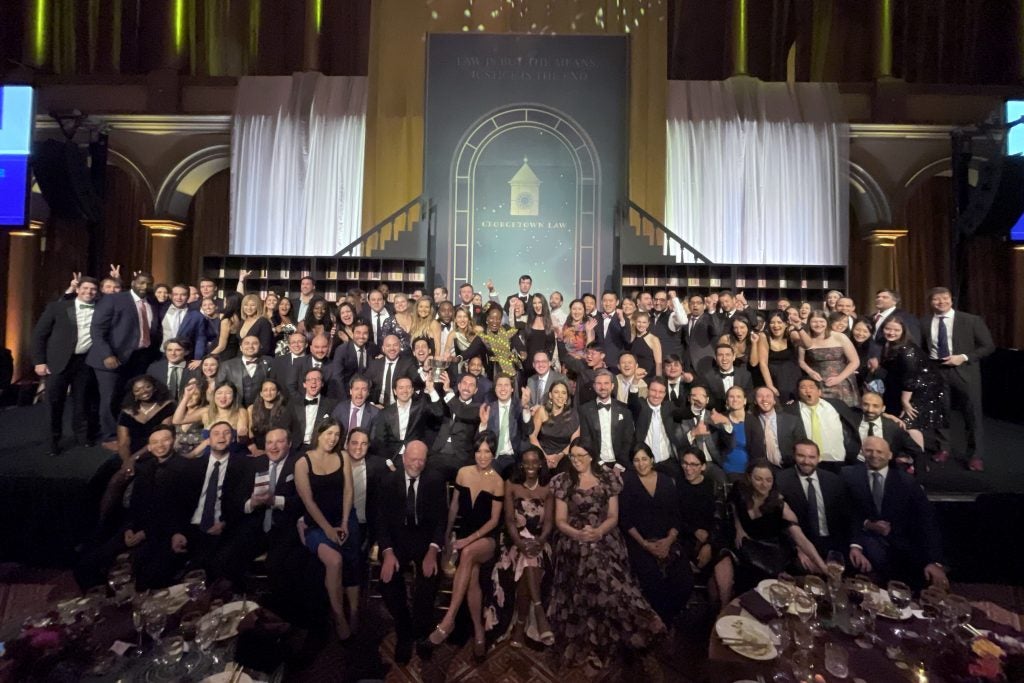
xmin=508 ymin=157 xmax=541 ymax=216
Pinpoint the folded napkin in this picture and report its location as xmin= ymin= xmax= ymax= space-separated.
xmin=738 ymin=590 xmax=777 ymax=623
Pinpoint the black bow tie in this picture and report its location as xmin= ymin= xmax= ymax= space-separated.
xmin=597 ymin=403 xmax=612 ymax=411
xmin=603 ymin=313 xmax=613 ymax=320
xmin=244 ymin=360 xmax=258 ymax=366
xmin=440 ymin=322 xmax=451 ymax=330
xmin=304 ymin=398 xmax=318 ymax=406
xmin=719 ymin=371 xmax=734 ymax=378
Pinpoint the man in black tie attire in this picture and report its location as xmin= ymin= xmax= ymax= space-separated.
xmin=712 ymin=289 xmax=757 ymax=336
xmin=146 ymin=338 xmax=191 ymax=402
xmin=293 ymin=334 xmax=343 ymax=399
xmin=364 ymin=289 xmax=393 ymax=348
xmin=855 ymin=392 xmax=924 ymax=472
xmin=187 ymin=277 xmax=223 ymax=313
xmin=627 ymin=377 xmax=685 ymax=481
xmin=679 ymin=385 xmax=730 ymax=484
xmin=662 ymin=354 xmax=691 ymax=417
xmin=370 ymin=377 xmax=442 ymax=476
xmin=332 ymin=321 xmax=378 ymax=392
xmin=478 ymin=374 xmax=529 ymax=476
xmin=287 ymin=369 xmax=339 ymax=450
xmin=578 ymin=370 xmax=635 ymax=470
xmin=593 ymin=291 xmax=631 ymax=372
xmin=675 ymin=293 xmax=717 ymax=376
xmin=217 ymin=335 xmax=273 ymax=407
xmin=647 ymin=290 xmax=684 ymax=361
xmin=455 ymin=283 xmax=485 ymax=325
xmin=558 ymin=340 xmax=609 ymax=406
xmin=502 ymin=274 xmax=533 ymax=314
xmin=701 ymin=344 xmax=753 ymax=412
xmin=777 ymin=440 xmax=850 ymax=563
xmin=868 ymin=289 xmax=920 ymax=358
xmin=843 ymin=437 xmax=948 ymax=590
xmin=87 ymin=272 xmax=162 ymax=441
xmin=918 ymin=287 xmax=994 ymax=471
xmin=32 ymin=276 xmax=101 ymax=454
xmin=745 ymin=387 xmax=807 ymax=467
xmin=367 ymin=335 xmax=418 ymax=407
xmin=428 ymin=372 xmax=482 ymax=481
xmin=376 ymin=441 xmax=447 ymax=664
xmin=270 ymin=332 xmax=308 ymax=396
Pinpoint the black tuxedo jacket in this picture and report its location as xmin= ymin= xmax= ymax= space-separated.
xmin=700 ymin=365 xmax=754 ymax=412
xmin=648 ymin=308 xmax=683 ymax=360
xmin=841 ymin=463 xmax=943 ymax=566
xmin=126 ymin=454 xmax=184 ymax=538
xmin=593 ymin=313 xmax=631 ymax=370
xmin=627 ymin=396 xmax=685 ymax=460
xmin=86 ymin=291 xmax=162 ymax=368
xmin=431 ymin=395 xmax=482 ymax=457
xmin=682 ymin=312 xmax=718 ymax=376
xmin=370 ymin=395 xmax=443 ymax=462
xmin=782 ymin=398 xmax=862 ymax=463
xmin=332 ymin=340 xmax=380 ymax=390
xmin=504 ymin=292 xmax=532 ymax=315
xmin=917 ymin=311 xmax=994 ymax=388
xmin=32 ymin=298 xmax=87 ymax=374
xmin=776 ymin=467 xmax=850 ymax=548
xmin=578 ymin=399 xmax=635 ymax=469
xmin=287 ymin=395 xmax=339 ymax=447
xmin=293 ymin=355 xmax=344 ymax=400
xmin=270 ymin=353 xmax=307 ymax=397
xmin=745 ymin=411 xmax=807 ymax=467
xmin=366 ymin=356 xmax=419 ymax=405
xmin=146 ymin=359 xmax=194 ymax=401
xmin=234 ymin=452 xmax=301 ymax=533
xmin=851 ymin=410 xmax=924 ymax=463
xmin=712 ymin=309 xmax=757 ymax=338
xmin=376 ymin=467 xmax=448 ymax=561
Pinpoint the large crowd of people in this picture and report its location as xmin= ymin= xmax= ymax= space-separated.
xmin=30 ymin=266 xmax=995 ymax=671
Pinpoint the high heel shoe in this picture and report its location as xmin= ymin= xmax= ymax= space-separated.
xmin=415 ymin=624 xmax=448 ymax=660
xmin=532 ymin=601 xmax=555 ymax=646
xmin=473 ymin=639 xmax=487 ymax=663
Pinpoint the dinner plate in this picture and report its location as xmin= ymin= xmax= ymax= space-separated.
xmin=201 ymin=671 xmax=253 ymax=683
xmin=755 ymin=579 xmax=807 ymax=616
xmin=868 ymin=589 xmax=913 ymax=621
xmin=715 ymin=615 xmax=778 ymax=661
xmin=211 ymin=600 xmax=259 ymax=641
xmin=163 ymin=583 xmax=191 ymax=612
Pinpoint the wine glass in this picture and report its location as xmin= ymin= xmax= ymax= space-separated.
xmin=143 ymin=603 xmax=167 ymax=646
xmin=130 ymin=593 xmax=148 ymax=657
xmin=793 ymin=593 xmax=817 ymax=624
xmin=942 ymin=595 xmax=972 ymax=634
xmin=160 ymin=635 xmax=184 ymax=670
xmin=825 ymin=550 xmax=845 ymax=579
xmin=107 ymin=566 xmax=133 ymax=605
xmin=194 ymin=613 xmax=221 ymax=667
xmin=845 ymin=578 xmax=868 ymax=609
xmin=768 ymin=582 xmax=795 ymax=618
xmin=182 ymin=569 xmax=207 ymax=601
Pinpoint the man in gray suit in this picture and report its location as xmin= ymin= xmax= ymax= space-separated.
xmin=918 ymin=287 xmax=995 ymax=471
xmin=217 ymin=335 xmax=273 ymax=407
xmin=525 ymin=351 xmax=566 ymax=408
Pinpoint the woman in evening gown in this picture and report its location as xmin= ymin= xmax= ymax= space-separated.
xmin=798 ymin=310 xmax=860 ymax=406
xmin=757 ymin=311 xmax=801 ymax=402
xmin=528 ymin=380 xmax=580 ymax=474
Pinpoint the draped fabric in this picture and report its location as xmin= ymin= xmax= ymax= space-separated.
xmin=230 ymin=73 xmax=367 ymax=256
xmin=665 ymin=78 xmax=849 ymax=265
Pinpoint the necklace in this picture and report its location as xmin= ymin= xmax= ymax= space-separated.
xmin=138 ymin=402 xmax=157 ymax=415
xmin=524 ymin=480 xmax=539 ymax=490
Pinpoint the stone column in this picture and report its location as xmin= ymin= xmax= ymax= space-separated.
xmin=5 ymin=221 xmax=43 ymax=382
xmin=863 ymin=228 xmax=908 ymax=296
xmin=139 ymin=219 xmax=185 ymax=285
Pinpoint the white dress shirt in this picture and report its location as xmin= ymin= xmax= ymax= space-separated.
xmin=645 ymin=404 xmax=669 ymax=463
xmin=597 ymin=400 xmax=615 ymax=464
xmin=928 ymin=310 xmax=963 ymax=360
xmin=352 ymin=460 xmax=367 ymax=523
xmin=74 ymin=299 xmax=95 ymax=354
xmin=191 ymin=453 xmax=231 ymax=525
xmin=550 ymin=307 xmax=567 ymax=329
xmin=874 ymin=306 xmax=896 ymax=329
xmin=858 ymin=416 xmax=884 ymax=445
xmin=397 ymin=400 xmax=412 ymax=440
xmin=303 ymin=395 xmax=320 ymax=444
xmin=799 ymin=471 xmax=830 ymax=536
xmin=161 ymin=305 xmax=187 ymax=350
xmin=799 ymin=400 xmax=846 ymax=462
xmin=495 ymin=400 xmax=514 ymax=456
xmin=130 ymin=291 xmax=153 ymax=349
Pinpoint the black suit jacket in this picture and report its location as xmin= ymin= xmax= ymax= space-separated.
xmin=917 ymin=310 xmax=994 ymax=389
xmin=851 ymin=410 xmax=924 ymax=464
xmin=86 ymin=292 xmax=161 ymax=368
xmin=678 ymin=408 xmax=732 ymax=467
xmin=332 ymin=340 xmax=379 ymax=391
xmin=841 ymin=463 xmax=943 ymax=566
xmin=270 ymin=353 xmax=307 ymax=397
xmin=146 ymin=359 xmax=193 ymax=401
xmin=712 ymin=309 xmax=757 ymax=338
xmin=235 ymin=452 xmax=301 ymax=533
xmin=32 ymin=299 xmax=86 ymax=374
xmin=681 ymin=312 xmax=717 ymax=376
xmin=593 ymin=313 xmax=631 ymax=370
xmin=366 ymin=356 xmax=419 ymax=405
xmin=700 ymin=366 xmax=754 ymax=412
xmin=370 ymin=395 xmax=443 ymax=462
xmin=578 ymin=399 xmax=635 ymax=469
xmin=293 ymin=356 xmax=344 ymax=400
xmin=287 ymin=395 xmax=340 ymax=447
xmin=126 ymin=454 xmax=184 ymax=538
xmin=172 ymin=452 xmax=251 ymax=536
xmin=777 ymin=467 xmax=850 ymax=549
xmin=745 ymin=411 xmax=807 ymax=467
xmin=627 ymin=395 xmax=684 ymax=460
xmin=376 ymin=467 xmax=448 ymax=561
xmin=431 ymin=395 xmax=482 ymax=457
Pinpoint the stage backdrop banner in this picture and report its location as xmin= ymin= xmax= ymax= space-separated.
xmin=665 ymin=78 xmax=849 ymax=266
xmin=230 ymin=73 xmax=366 ymax=256
xmin=424 ymin=34 xmax=628 ymax=296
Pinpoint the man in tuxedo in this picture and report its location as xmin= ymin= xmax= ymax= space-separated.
xmin=525 ymin=351 xmax=566 ymax=408
xmin=217 ymin=335 xmax=273 ymax=407
xmin=291 ymin=276 xmax=319 ymax=322
xmin=663 ymin=354 xmax=692 ymax=417
xmin=370 ymin=377 xmax=442 ymax=476
xmin=270 ymin=332 xmax=308 ymax=396
xmin=376 ymin=441 xmax=447 ymax=664
xmin=558 ymin=341 xmax=609 ymax=406
xmin=478 ymin=374 xmax=529 ymax=476
xmin=216 ymin=427 xmax=300 ymax=587
xmin=745 ymin=387 xmax=807 ymax=467
xmin=455 ymin=283 xmax=484 ymax=324
xmin=463 ymin=356 xmax=494 ymax=404
xmin=436 ymin=301 xmax=455 ymax=356
xmin=648 ymin=290 xmax=684 ymax=360
xmin=187 ymin=278 xmax=223 ymax=312
xmin=835 ymin=297 xmax=858 ymax=331
xmin=628 ymin=377 xmax=684 ymax=481
xmin=428 ymin=372 xmax=482 ymax=481
xmin=777 ymin=439 xmax=850 ymax=562
xmin=367 ymin=335 xmax=418 ymax=407
xmin=331 ymin=375 xmax=380 ymax=434
xmin=918 ymin=287 xmax=995 ymax=471
xmin=679 ymin=385 xmax=730 ymax=484
xmin=146 ymin=338 xmax=191 ymax=402
xmin=701 ymin=344 xmax=754 ymax=412
xmin=32 ymin=276 xmax=101 ymax=454
xmin=288 ymin=368 xmax=339 ymax=450
xmin=868 ymin=289 xmax=920 ymax=357
xmin=158 ymin=285 xmax=191 ymax=350
xmin=784 ymin=378 xmax=860 ymax=471
xmin=578 ymin=370 xmax=635 ymax=470
xmin=581 ymin=292 xmax=598 ymax=319
xmin=712 ymin=289 xmax=757 ymax=335
xmin=332 ymin=321 xmax=378 ymax=392
xmin=855 ymin=392 xmax=924 ymax=472
xmin=294 ymin=334 xmax=344 ymax=399
xmin=364 ymin=289 xmax=393 ymax=348
xmin=593 ymin=291 xmax=630 ymax=372
xmin=844 ymin=437 xmax=948 ymax=590
xmin=675 ymin=293 xmax=716 ymax=376
xmin=87 ymin=272 xmax=162 ymax=441
xmin=502 ymin=274 xmax=533 ymax=314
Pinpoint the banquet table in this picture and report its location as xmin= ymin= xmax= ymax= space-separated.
xmin=707 ymin=588 xmax=1019 ymax=683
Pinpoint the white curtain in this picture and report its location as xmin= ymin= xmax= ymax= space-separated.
xmin=665 ymin=78 xmax=849 ymax=265
xmin=230 ymin=73 xmax=367 ymax=255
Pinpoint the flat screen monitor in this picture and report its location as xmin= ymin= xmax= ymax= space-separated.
xmin=1006 ymin=100 xmax=1024 ymax=240
xmin=0 ymin=85 xmax=34 ymax=227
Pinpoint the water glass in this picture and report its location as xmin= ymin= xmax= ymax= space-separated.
xmin=824 ymin=642 xmax=849 ymax=679
xmin=792 ymin=621 xmax=815 ymax=649
xmin=183 ymin=569 xmax=207 ymax=601
xmin=769 ymin=619 xmax=791 ymax=653
xmin=160 ymin=635 xmax=184 ymax=668
xmin=793 ymin=593 xmax=816 ymax=623
xmin=143 ymin=604 xmax=167 ymax=644
xmin=107 ymin=567 xmax=133 ymax=605
xmin=768 ymin=582 xmax=795 ymax=617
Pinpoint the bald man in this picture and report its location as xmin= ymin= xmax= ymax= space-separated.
xmin=841 ymin=436 xmax=947 ymax=590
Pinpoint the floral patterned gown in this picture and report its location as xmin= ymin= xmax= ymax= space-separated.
xmin=547 ymin=470 xmax=665 ymax=667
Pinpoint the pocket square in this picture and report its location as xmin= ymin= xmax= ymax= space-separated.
xmin=285 ymin=474 xmax=294 ymax=482
xmin=617 ymin=414 xmax=623 ymax=422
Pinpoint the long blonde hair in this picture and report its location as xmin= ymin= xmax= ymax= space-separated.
xmin=409 ymin=299 xmax=436 ymax=340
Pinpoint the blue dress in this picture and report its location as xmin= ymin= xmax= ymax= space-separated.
xmin=722 ymin=418 xmax=748 ymax=474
